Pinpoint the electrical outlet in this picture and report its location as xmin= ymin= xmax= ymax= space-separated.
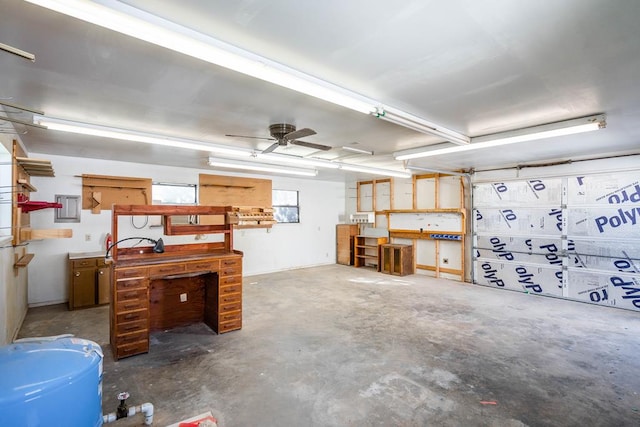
xmin=443 ymin=258 xmax=449 ymax=264
xmin=180 ymin=293 xmax=187 ymax=302
xmin=85 ymin=234 xmax=91 ymax=241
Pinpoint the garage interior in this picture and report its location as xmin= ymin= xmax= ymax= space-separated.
xmin=1 ymin=1 xmax=639 ymax=426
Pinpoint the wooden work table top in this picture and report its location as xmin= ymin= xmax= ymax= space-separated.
xmin=110 ymin=249 xmax=242 ymax=268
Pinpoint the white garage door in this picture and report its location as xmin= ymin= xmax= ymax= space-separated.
xmin=473 ymin=171 xmax=640 ymax=312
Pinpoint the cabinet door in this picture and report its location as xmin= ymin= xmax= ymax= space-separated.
xmin=72 ymin=268 xmax=96 ymax=308
xmin=97 ymin=266 xmax=111 ymax=304
xmin=381 ymin=246 xmax=392 ymax=273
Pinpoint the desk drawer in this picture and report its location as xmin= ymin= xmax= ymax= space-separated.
xmin=149 ymin=263 xmax=186 ymax=277
xmin=116 ymin=318 xmax=148 ymax=336
xmin=219 ymin=293 xmax=241 ymax=305
xmin=116 ymin=277 xmax=147 ymax=291
xmin=116 ymin=331 xmax=147 ymax=346
xmin=220 ymin=275 xmax=241 ymax=286
xmin=116 ymin=309 xmax=147 ymax=324
xmin=218 ymin=318 xmax=242 ymax=333
xmin=116 ymin=267 xmax=147 ymax=279
xmin=186 ymin=259 xmax=219 ymax=273
xmin=219 ymin=300 xmax=242 ymax=313
xmin=220 ymin=283 xmax=242 ymax=295
xmin=221 ymin=257 xmax=241 ymax=268
xmin=117 ymin=288 xmax=147 ymax=302
xmin=116 ymin=296 xmax=148 ymax=313
xmin=72 ymin=259 xmax=97 ymax=268
xmin=218 ymin=311 xmax=241 ymax=323
xmin=221 ymin=266 xmax=242 ymax=277
xmin=115 ymin=340 xmax=149 ymax=359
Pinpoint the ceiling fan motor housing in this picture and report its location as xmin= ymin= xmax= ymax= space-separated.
xmin=269 ymin=123 xmax=296 ymax=143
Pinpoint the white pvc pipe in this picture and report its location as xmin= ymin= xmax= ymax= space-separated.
xmin=103 ymin=402 xmax=154 ymax=425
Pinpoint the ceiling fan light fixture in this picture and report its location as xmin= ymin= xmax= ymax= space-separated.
xmin=394 ymin=114 xmax=607 ymax=160
xmin=208 ymin=157 xmax=318 ymax=177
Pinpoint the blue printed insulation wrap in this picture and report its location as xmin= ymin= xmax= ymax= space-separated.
xmin=0 ymin=335 xmax=104 ymax=427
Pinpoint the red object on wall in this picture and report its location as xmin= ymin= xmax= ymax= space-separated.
xmin=17 ymin=194 xmax=63 ymax=213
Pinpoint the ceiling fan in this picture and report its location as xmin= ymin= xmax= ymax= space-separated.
xmin=226 ymin=123 xmax=332 ymax=154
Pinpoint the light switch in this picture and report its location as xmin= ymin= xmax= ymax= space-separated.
xmin=180 ymin=293 xmax=187 ymax=302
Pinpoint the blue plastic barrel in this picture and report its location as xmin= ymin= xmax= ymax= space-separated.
xmin=0 ymin=335 xmax=103 ymax=426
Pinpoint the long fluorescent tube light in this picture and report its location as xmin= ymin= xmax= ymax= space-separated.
xmin=208 ymin=157 xmax=318 ymax=177
xmin=375 ymin=106 xmax=470 ymax=145
xmin=33 ymin=115 xmax=254 ymax=156
xmin=25 ymin=0 xmax=377 ymax=115
xmin=26 ymin=0 xmax=476 ymax=142
xmin=0 ymin=41 xmax=35 ymax=62
xmin=342 ymin=146 xmax=374 ymax=155
xmin=394 ymin=114 xmax=606 ymax=160
xmin=259 ymin=153 xmax=339 ymax=169
xmin=339 ymin=164 xmax=412 ymax=179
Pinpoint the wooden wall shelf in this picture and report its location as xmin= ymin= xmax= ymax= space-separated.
xmin=15 ymin=157 xmax=55 ymax=177
xmin=14 ymin=253 xmax=35 ymax=268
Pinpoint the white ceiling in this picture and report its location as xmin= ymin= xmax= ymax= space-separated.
xmin=1 ymin=0 xmax=639 ymax=180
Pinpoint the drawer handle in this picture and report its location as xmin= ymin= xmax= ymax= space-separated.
xmin=123 ymin=292 xmax=138 ymax=299
xmin=99 ymin=270 xmax=104 ymax=275
xmin=123 ymin=325 xmax=140 ymax=331
xmin=124 ymin=313 xmax=138 ymax=320
xmin=74 ymin=272 xmax=80 ymax=277
xmin=124 ymin=304 xmax=138 ymax=310
xmin=223 ymin=288 xmax=234 ymax=293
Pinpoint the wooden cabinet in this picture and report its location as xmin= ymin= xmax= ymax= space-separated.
xmin=354 ymin=235 xmax=388 ymax=270
xmin=336 ymin=224 xmax=358 ymax=265
xmin=68 ymin=254 xmax=112 ymax=310
xmin=381 ymin=244 xmax=414 ymax=276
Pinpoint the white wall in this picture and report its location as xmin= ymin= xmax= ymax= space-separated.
xmin=27 ymin=153 xmax=345 ymax=306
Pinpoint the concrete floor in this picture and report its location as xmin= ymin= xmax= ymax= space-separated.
xmin=17 ymin=265 xmax=640 ymax=426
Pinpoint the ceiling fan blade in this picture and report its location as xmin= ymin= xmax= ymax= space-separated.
xmin=262 ymin=141 xmax=280 ymax=154
xmin=290 ymin=140 xmax=332 ymax=151
xmin=284 ymin=128 xmax=316 ymax=141
xmin=225 ymin=134 xmax=275 ymax=141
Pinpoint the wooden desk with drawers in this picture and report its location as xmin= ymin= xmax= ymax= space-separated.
xmin=109 ymin=204 xmax=242 ymax=360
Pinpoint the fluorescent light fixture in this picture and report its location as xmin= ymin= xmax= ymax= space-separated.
xmin=375 ymin=106 xmax=470 ymax=145
xmin=26 ymin=0 xmax=477 ymax=141
xmin=342 ymin=146 xmax=374 ymax=155
xmin=394 ymin=114 xmax=606 ymax=160
xmin=339 ymin=163 xmax=412 ymax=179
xmin=33 ymin=115 xmax=254 ymax=156
xmin=208 ymin=157 xmax=318 ymax=177
xmin=259 ymin=153 xmax=339 ymax=169
xmin=405 ymin=163 xmax=470 ymax=177
xmin=25 ymin=0 xmax=377 ymax=115
xmin=0 ymin=41 xmax=35 ymax=62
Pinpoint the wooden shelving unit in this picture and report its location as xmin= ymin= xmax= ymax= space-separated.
xmin=354 ymin=235 xmax=388 ymax=270
xmin=11 ymin=140 xmax=72 ymax=246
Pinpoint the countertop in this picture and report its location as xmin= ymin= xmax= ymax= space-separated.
xmin=68 ymin=251 xmax=106 ymax=260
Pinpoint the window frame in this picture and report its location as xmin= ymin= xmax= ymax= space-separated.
xmin=272 ymin=189 xmax=300 ymax=224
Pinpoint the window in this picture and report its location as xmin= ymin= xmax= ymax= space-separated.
xmin=152 ymin=182 xmax=196 ymax=205
xmin=152 ymin=182 xmax=198 ymax=225
xmin=273 ymin=189 xmax=299 ymax=223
